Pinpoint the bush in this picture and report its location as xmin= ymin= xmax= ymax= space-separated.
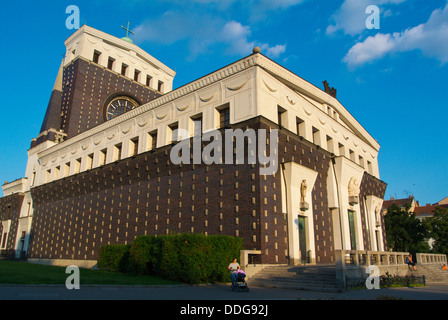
xmin=117 ymin=233 xmax=244 ymax=284
xmin=97 ymin=244 xmax=130 ymax=272
xmin=380 ymin=272 xmax=422 ymax=288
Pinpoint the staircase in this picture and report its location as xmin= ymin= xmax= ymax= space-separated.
xmin=247 ymin=264 xmax=342 ymax=293
xmin=411 ymin=264 xmax=448 ymax=284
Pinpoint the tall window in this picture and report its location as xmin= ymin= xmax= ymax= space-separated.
xmin=296 ymin=117 xmax=305 ymax=137
xmin=107 ymin=57 xmax=115 ymax=70
xmin=121 ymin=64 xmax=128 ymax=76
xmin=134 ymin=69 xmax=141 ymax=82
xmin=93 ymin=51 xmax=101 ymax=64
xmin=1 ymin=232 xmax=7 ymax=249
xmin=219 ymin=107 xmax=230 ymax=128
xmin=169 ymin=123 xmax=179 ymax=143
xmin=87 ymin=154 xmax=94 ymax=170
xmin=158 ymin=81 xmax=164 ymax=92
xmin=312 ymin=127 xmax=320 ymax=146
xmin=149 ymin=131 xmax=157 ymax=150
xmin=338 ymin=143 xmax=345 ymax=157
xmin=130 ymin=137 xmax=139 ymax=157
xmin=114 ymin=143 xmax=122 ymax=161
xmin=146 ymin=75 xmax=152 ymax=87
xmin=75 ymin=158 xmax=81 ymax=174
xmin=191 ymin=114 xmax=203 ymax=138
xmin=64 ymin=162 xmax=70 ymax=177
xmin=277 ymin=106 xmax=286 ymax=128
xmin=100 ymin=149 xmax=107 ymax=166
xmin=326 ymin=135 xmax=334 ymax=153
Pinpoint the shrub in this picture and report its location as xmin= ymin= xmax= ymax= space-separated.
xmin=124 ymin=233 xmax=244 ymax=284
xmin=97 ymin=244 xmax=130 ymax=272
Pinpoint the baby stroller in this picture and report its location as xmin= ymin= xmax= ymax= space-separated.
xmin=232 ymin=270 xmax=249 ymax=292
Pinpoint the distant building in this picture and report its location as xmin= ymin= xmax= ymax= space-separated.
xmin=382 ymin=196 xmax=419 ymax=214
xmin=414 ymin=196 xmax=448 ymax=220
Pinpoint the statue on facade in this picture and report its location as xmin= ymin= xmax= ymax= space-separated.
xmin=348 ymin=177 xmax=360 ymax=205
xmin=300 ymin=179 xmax=309 ymax=211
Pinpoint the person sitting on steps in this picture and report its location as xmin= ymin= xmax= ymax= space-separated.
xmin=405 ymin=254 xmax=417 ymax=271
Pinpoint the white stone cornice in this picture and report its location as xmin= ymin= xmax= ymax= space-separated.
xmin=253 ymin=54 xmax=380 ymax=152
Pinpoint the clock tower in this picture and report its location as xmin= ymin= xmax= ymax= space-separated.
xmin=31 ymin=25 xmax=176 ymax=148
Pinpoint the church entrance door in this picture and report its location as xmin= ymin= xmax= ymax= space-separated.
xmin=298 ymin=216 xmax=307 ymax=264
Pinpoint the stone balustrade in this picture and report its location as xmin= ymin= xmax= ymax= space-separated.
xmin=416 ymin=253 xmax=447 ymax=265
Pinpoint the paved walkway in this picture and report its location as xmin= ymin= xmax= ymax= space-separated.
xmin=1 ymin=282 xmax=448 ymax=300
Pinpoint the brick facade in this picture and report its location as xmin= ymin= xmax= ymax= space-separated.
xmin=28 ymin=117 xmax=387 ymax=264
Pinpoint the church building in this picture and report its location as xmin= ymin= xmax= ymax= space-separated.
xmin=0 ymin=26 xmax=387 ymax=267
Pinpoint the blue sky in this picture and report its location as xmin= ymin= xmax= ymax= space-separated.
xmin=0 ymin=0 xmax=447 ymax=204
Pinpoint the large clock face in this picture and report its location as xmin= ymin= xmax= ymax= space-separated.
xmin=106 ymin=96 xmax=138 ymax=120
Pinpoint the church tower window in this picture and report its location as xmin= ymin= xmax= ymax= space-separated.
xmin=146 ymin=75 xmax=152 ymax=87
xmin=93 ymin=50 xmax=101 ymax=64
xmin=134 ymin=70 xmax=141 ymax=82
xmin=107 ymin=57 xmax=115 ymax=70
xmin=121 ymin=64 xmax=128 ymax=76
xmin=219 ymin=106 xmax=230 ymax=128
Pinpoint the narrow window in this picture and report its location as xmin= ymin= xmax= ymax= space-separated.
xmin=191 ymin=114 xmax=203 ymax=138
xmin=64 ymin=162 xmax=70 ymax=177
xmin=338 ymin=143 xmax=345 ymax=157
xmin=169 ymin=123 xmax=179 ymax=143
xmin=146 ymin=75 xmax=152 ymax=87
xmin=158 ymin=80 xmax=164 ymax=92
xmin=219 ymin=107 xmax=230 ymax=128
xmin=1 ymin=233 xmax=7 ymax=249
xmin=312 ymin=127 xmax=320 ymax=146
xmin=130 ymin=137 xmax=139 ymax=157
xmin=30 ymin=172 xmax=36 ymax=187
xmin=349 ymin=149 xmax=355 ymax=162
xmin=277 ymin=106 xmax=286 ymax=128
xmin=114 ymin=144 xmax=122 ymax=161
xmin=149 ymin=131 xmax=157 ymax=150
xmin=326 ymin=135 xmax=335 ymax=153
xmin=296 ymin=117 xmax=305 ymax=137
xmin=54 ymin=166 xmax=60 ymax=179
xmin=134 ymin=69 xmax=141 ymax=82
xmin=367 ymin=161 xmax=373 ymax=174
xmin=93 ymin=50 xmax=101 ymax=64
xmin=75 ymin=158 xmax=81 ymax=174
xmin=107 ymin=57 xmax=115 ymax=70
xmin=87 ymin=153 xmax=94 ymax=170
xmin=100 ymin=149 xmax=107 ymax=166
xmin=359 ymin=155 xmax=365 ymax=168
xmin=121 ymin=64 xmax=128 ymax=76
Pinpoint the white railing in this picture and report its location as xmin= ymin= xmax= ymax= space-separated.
xmin=416 ymin=253 xmax=447 ymax=265
xmin=335 ymin=250 xmax=411 ymax=267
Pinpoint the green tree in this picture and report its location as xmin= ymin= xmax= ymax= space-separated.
xmin=384 ymin=204 xmax=430 ymax=255
xmin=427 ymin=206 xmax=448 ymax=255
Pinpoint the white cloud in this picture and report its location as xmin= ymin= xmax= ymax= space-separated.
xmin=261 ymin=44 xmax=287 ymax=58
xmin=133 ymin=14 xmax=286 ymax=60
xmin=343 ymin=33 xmax=397 ymax=67
xmin=343 ymin=2 xmax=448 ymax=67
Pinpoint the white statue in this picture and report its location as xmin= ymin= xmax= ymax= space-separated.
xmin=348 ymin=177 xmax=360 ymax=197
xmin=300 ymin=179 xmax=307 ymax=203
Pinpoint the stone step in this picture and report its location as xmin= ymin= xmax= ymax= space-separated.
xmin=249 ymin=280 xmax=341 ymax=293
xmin=248 ymin=264 xmax=340 ymax=293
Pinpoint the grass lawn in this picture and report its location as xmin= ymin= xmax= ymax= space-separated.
xmin=0 ymin=260 xmax=181 ymax=286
